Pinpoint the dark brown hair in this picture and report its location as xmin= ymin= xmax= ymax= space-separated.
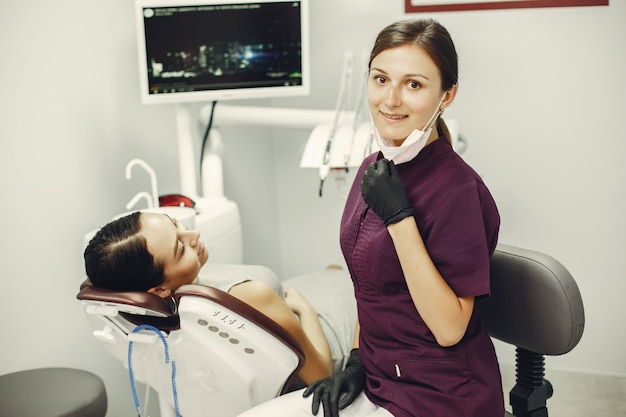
xmin=369 ymin=19 xmax=458 ymax=138
xmin=84 ymin=211 xmax=164 ymax=291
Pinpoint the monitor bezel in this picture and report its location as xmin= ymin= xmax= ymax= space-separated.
xmin=134 ymin=0 xmax=310 ymax=105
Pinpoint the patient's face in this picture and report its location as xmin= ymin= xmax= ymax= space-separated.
xmin=140 ymin=213 xmax=208 ymax=293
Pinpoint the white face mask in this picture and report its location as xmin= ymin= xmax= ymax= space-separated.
xmin=373 ymin=93 xmax=447 ymax=165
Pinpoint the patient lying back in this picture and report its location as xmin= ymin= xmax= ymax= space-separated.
xmin=84 ymin=211 xmax=356 ymax=384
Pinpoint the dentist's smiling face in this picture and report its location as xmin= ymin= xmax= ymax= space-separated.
xmin=141 ymin=212 xmax=208 ymax=297
xmin=368 ymin=44 xmax=445 ymax=146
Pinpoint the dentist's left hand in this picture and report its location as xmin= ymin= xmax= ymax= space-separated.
xmin=360 ymin=159 xmax=414 ymax=226
xmin=302 ymin=349 xmax=365 ymax=417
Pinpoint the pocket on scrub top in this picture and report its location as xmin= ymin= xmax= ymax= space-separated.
xmin=389 ymin=352 xmax=474 ymax=398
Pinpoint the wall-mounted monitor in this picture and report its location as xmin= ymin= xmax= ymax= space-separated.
xmin=134 ymin=0 xmax=310 ymax=105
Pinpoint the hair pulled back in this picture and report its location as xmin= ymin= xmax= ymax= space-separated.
xmin=84 ymin=211 xmax=164 ymax=292
xmin=369 ymin=18 xmax=458 ymax=90
xmin=369 ymin=19 xmax=458 ymax=138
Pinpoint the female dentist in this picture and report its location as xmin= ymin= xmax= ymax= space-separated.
xmin=238 ymin=18 xmax=504 ymax=417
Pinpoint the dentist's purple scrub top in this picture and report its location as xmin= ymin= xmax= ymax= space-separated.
xmin=340 ymin=138 xmax=504 ymax=417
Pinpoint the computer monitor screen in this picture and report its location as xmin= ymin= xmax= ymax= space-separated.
xmin=135 ymin=0 xmax=309 ymax=104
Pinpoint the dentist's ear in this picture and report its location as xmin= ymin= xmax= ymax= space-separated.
xmin=441 ymin=84 xmax=458 ymax=112
xmin=148 ymin=285 xmax=172 ymax=299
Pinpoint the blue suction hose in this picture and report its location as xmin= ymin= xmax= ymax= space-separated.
xmin=128 ymin=324 xmax=180 ymax=417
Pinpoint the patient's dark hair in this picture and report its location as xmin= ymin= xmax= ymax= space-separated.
xmin=84 ymin=211 xmax=164 ymax=292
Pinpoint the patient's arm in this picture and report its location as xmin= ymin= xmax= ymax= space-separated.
xmin=229 ymin=280 xmax=333 ymax=384
xmin=284 ymin=288 xmax=332 ymax=372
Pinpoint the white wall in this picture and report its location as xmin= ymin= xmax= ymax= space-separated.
xmin=428 ymin=4 xmax=626 ymax=376
xmin=1 ymin=1 xmax=624 ymax=415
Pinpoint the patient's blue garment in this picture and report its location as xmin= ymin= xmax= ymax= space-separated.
xmin=197 ymin=264 xmax=357 ymax=374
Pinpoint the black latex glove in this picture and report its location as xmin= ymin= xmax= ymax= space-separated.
xmin=302 ymin=348 xmax=366 ymax=417
xmin=360 ymin=159 xmax=414 ymax=226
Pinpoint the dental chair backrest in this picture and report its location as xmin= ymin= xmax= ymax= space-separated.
xmin=77 ymin=281 xmax=304 ymax=417
xmin=478 ymin=244 xmax=585 ymax=417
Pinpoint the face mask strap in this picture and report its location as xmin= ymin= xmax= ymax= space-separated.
xmin=421 ymin=92 xmax=448 ymax=132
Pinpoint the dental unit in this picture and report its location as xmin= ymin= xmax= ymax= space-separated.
xmin=77 ymin=280 xmax=304 ymax=417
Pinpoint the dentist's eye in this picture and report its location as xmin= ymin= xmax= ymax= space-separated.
xmin=370 ymin=72 xmax=387 ymax=85
xmin=408 ymin=80 xmax=421 ymax=89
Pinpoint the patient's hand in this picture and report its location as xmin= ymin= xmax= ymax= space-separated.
xmin=284 ymin=288 xmax=314 ymax=316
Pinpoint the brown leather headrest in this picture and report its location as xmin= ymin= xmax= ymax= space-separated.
xmin=77 ymin=280 xmax=180 ymax=330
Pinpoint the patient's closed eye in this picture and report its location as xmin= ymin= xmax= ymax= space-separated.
xmin=166 ymin=215 xmax=185 ymax=231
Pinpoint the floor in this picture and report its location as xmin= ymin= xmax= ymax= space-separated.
xmin=500 ymin=365 xmax=626 ymax=416
xmin=143 ymin=365 xmax=626 ymax=416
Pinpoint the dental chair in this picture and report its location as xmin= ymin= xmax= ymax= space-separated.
xmin=76 ymin=281 xmax=304 ymax=417
xmin=479 ymin=244 xmax=585 ymax=417
xmin=77 ymin=243 xmax=584 ymax=417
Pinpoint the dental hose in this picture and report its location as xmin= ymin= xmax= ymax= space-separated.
xmin=128 ymin=324 xmax=181 ymax=417
xmin=200 ymin=100 xmax=218 ymax=176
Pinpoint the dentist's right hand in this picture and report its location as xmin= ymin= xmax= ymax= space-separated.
xmin=360 ymin=159 xmax=414 ymax=227
xmin=302 ymin=348 xmax=366 ymax=417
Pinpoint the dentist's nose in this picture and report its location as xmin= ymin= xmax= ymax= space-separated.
xmin=385 ymin=86 xmax=402 ymax=107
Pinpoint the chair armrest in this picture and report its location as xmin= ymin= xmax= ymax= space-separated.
xmin=175 ymin=284 xmax=305 ymax=362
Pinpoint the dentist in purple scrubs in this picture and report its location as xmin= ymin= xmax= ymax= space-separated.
xmin=238 ymin=18 xmax=504 ymax=417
